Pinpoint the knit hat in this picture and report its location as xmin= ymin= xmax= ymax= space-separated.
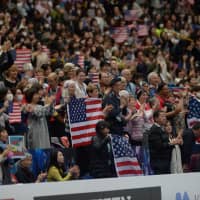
xmin=20 ymin=152 xmax=32 ymax=161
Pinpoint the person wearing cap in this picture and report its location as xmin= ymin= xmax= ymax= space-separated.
xmin=103 ymin=77 xmax=128 ymax=136
xmin=15 ymin=152 xmax=47 ymax=183
xmin=89 ymin=120 xmax=117 ymax=178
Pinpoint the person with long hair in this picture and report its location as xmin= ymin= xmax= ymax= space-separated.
xmin=47 ymin=149 xmax=79 ymax=182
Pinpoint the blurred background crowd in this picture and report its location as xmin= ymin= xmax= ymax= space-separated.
xmin=0 ymin=0 xmax=200 ymax=185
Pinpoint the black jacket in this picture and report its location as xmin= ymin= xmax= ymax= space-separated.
xmin=181 ymin=129 xmax=195 ymax=166
xmin=148 ymin=124 xmax=173 ymax=174
xmin=89 ymin=135 xmax=116 ymax=178
xmin=0 ymin=147 xmax=12 ymax=185
xmin=103 ymin=92 xmax=127 ymax=135
xmin=0 ymin=51 xmax=14 ymax=80
xmin=15 ymin=164 xmax=35 ymax=183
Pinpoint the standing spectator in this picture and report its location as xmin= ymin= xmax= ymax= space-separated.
xmin=121 ymin=68 xmax=136 ymax=97
xmin=89 ymin=120 xmax=116 ymax=178
xmin=181 ymin=122 xmax=200 ymax=172
xmin=148 ymin=110 xmax=178 ymax=174
xmin=99 ymin=72 xmax=112 ymax=98
xmin=103 ymin=77 xmax=128 ymax=135
xmin=75 ymin=68 xmax=87 ymax=98
xmin=32 ymin=42 xmax=49 ymax=68
xmin=164 ymin=120 xmax=183 ymax=174
xmin=24 ymin=86 xmax=55 ymax=149
xmin=147 ymin=72 xmax=161 ymax=97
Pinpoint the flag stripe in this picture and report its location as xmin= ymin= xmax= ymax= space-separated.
xmin=117 ymin=160 xmax=141 ymax=167
xmin=117 ymin=165 xmax=142 ymax=171
xmin=71 ymin=126 xmax=96 ymax=134
xmin=73 ymin=141 xmax=92 ymax=147
xmin=70 ymin=119 xmax=101 ymax=130
xmin=118 ymin=170 xmax=143 ymax=176
xmin=72 ymin=132 xmax=96 ymax=140
xmin=86 ymin=99 xmax=102 ymax=105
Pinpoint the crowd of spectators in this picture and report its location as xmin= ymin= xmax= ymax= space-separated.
xmin=0 ymin=0 xmax=200 ymax=185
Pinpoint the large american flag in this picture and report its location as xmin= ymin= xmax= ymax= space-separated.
xmin=111 ymin=135 xmax=143 ymax=177
xmin=68 ymin=98 xmax=104 ymax=147
xmin=187 ymin=96 xmax=200 ymax=128
xmin=14 ymin=48 xmax=31 ymax=71
xmin=9 ymin=102 xmax=22 ymax=124
xmin=111 ymin=26 xmax=128 ymax=43
xmin=124 ymin=9 xmax=139 ymax=21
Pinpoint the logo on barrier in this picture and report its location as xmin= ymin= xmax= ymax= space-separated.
xmin=176 ymin=192 xmax=190 ymax=200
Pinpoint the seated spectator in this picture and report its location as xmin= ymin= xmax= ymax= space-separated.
xmin=47 ymin=149 xmax=79 ymax=182
xmin=24 ymin=86 xmax=55 ymax=149
xmin=15 ymin=152 xmax=47 ymax=183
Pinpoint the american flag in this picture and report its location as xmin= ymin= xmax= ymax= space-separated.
xmin=111 ymin=135 xmax=143 ymax=177
xmin=14 ymin=48 xmax=31 ymax=71
xmin=187 ymin=96 xmax=200 ymax=128
xmin=137 ymin=25 xmax=148 ymax=37
xmin=77 ymin=55 xmax=85 ymax=68
xmin=111 ymin=26 xmax=128 ymax=43
xmin=88 ymin=72 xmax=99 ymax=85
xmin=124 ymin=9 xmax=139 ymax=21
xmin=68 ymin=98 xmax=104 ymax=147
xmin=9 ymin=102 xmax=22 ymax=124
